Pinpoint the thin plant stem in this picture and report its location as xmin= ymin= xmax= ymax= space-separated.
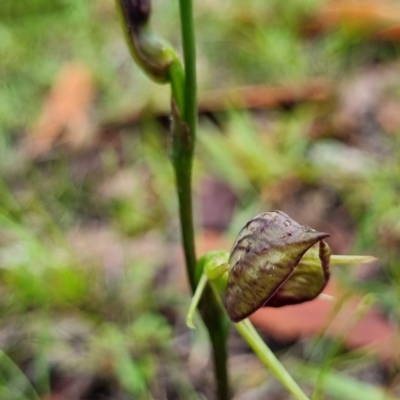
xmin=235 ymin=319 xmax=310 ymax=400
xmin=173 ymin=0 xmax=197 ymax=290
xmin=178 ymin=0 xmax=197 ymax=143
xmin=171 ymin=156 xmax=197 ymax=287
xmin=115 ymin=0 xmax=230 ymax=396
xmin=176 ymin=1 xmax=230 ymax=398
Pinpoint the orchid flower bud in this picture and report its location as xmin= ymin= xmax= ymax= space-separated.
xmin=115 ymin=0 xmax=181 ymax=83
xmin=225 ymin=211 xmax=331 ymax=322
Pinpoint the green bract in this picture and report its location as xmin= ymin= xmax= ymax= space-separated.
xmin=225 ymin=211 xmax=331 ymax=322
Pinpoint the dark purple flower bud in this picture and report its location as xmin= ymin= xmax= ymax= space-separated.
xmin=225 ymin=211 xmax=330 ymax=322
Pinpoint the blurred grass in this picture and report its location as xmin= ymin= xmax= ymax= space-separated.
xmin=1 ymin=0 xmax=400 ymax=399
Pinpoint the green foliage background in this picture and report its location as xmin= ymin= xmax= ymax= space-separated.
xmin=1 ymin=0 xmax=400 ymax=399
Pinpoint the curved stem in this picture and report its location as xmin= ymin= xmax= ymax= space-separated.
xmin=115 ymin=0 xmax=180 ymax=82
xmin=235 ymin=319 xmax=310 ymax=400
xmin=186 ymin=273 xmax=208 ymax=329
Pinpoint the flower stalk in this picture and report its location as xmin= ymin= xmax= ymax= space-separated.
xmin=115 ymin=1 xmax=230 ymax=398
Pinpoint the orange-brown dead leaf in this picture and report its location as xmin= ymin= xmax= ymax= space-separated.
xmin=100 ymin=80 xmax=331 ymax=138
xmin=198 ymin=80 xmax=330 ymax=113
xmin=29 ymin=62 xmax=94 ymax=159
xmin=306 ymin=0 xmax=400 ymax=37
xmin=376 ymin=24 xmax=400 ymax=41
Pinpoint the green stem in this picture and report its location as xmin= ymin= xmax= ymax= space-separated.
xmin=171 ymin=154 xmax=197 ymax=286
xmin=168 ymin=60 xmax=185 ymax=115
xmin=210 ymin=327 xmax=230 ymax=400
xmin=176 ymin=2 xmax=230 ymax=399
xmin=116 ymin=0 xmax=229 ymax=396
xmin=171 ymin=119 xmax=231 ymax=399
xmin=172 ymin=0 xmax=197 ymax=289
xmin=178 ymin=0 xmax=197 ymax=142
xmin=235 ymin=319 xmax=310 ymax=400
